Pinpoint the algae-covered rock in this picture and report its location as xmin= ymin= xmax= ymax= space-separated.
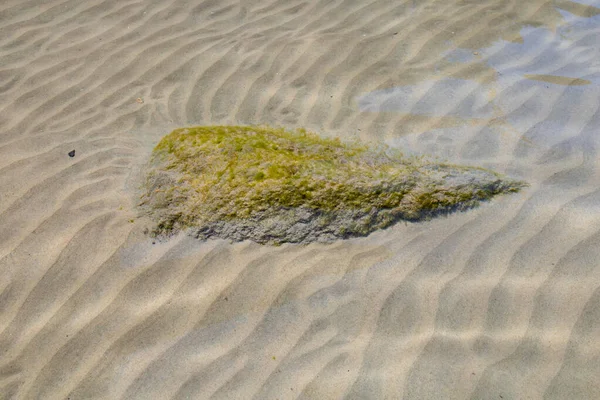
xmin=139 ymin=125 xmax=525 ymax=244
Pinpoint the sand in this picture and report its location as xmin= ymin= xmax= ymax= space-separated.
xmin=1 ymin=0 xmax=599 ymax=399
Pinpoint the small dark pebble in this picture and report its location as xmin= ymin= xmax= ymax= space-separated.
xmin=68 ymin=150 xmax=76 ymax=157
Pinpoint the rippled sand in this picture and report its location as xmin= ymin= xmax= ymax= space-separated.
xmin=1 ymin=0 xmax=600 ymax=399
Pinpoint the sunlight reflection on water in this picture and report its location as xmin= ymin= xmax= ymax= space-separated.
xmin=358 ymin=6 xmax=600 ymax=162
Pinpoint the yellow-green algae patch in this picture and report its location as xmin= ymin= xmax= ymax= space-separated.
xmin=139 ymin=125 xmax=526 ymax=244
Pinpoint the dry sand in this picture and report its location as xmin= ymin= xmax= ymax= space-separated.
xmin=1 ymin=0 xmax=600 ymax=399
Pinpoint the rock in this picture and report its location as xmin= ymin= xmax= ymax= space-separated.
xmin=138 ymin=125 xmax=526 ymax=245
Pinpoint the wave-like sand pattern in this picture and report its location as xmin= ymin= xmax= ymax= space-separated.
xmin=1 ymin=0 xmax=600 ymax=398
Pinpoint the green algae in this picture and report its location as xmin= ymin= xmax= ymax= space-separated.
xmin=139 ymin=125 xmax=526 ymax=244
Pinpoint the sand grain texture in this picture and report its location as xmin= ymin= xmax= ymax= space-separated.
xmin=1 ymin=0 xmax=600 ymax=399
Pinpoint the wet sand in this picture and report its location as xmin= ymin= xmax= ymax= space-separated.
xmin=1 ymin=0 xmax=600 ymax=398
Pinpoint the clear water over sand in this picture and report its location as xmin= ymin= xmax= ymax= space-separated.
xmin=1 ymin=1 xmax=599 ymax=398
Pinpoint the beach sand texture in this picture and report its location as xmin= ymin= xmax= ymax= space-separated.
xmin=1 ymin=0 xmax=600 ymax=399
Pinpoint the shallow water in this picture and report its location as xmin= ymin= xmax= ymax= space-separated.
xmin=1 ymin=1 xmax=599 ymax=399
